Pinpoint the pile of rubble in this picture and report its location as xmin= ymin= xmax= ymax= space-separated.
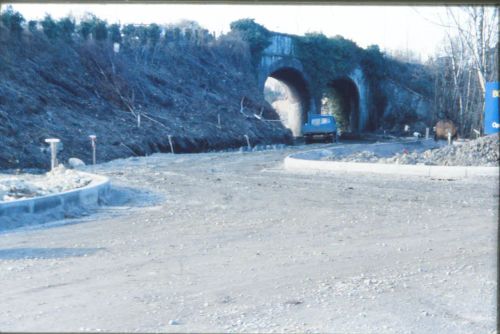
xmin=334 ymin=151 xmax=380 ymax=163
xmin=0 ymin=166 xmax=92 ymax=202
xmin=333 ymin=134 xmax=499 ymax=166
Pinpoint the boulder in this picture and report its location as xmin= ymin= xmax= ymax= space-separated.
xmin=68 ymin=158 xmax=85 ymax=169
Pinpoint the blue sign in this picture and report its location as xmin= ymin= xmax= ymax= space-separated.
xmin=484 ymin=82 xmax=499 ymax=135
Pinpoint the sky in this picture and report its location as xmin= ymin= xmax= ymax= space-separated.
xmin=4 ymin=4 xmax=459 ymax=61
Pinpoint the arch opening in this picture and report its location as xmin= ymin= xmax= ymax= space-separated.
xmin=321 ymin=78 xmax=360 ymax=133
xmin=263 ymin=67 xmax=311 ymax=137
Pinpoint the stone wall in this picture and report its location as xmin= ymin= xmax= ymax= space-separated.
xmin=381 ymin=79 xmax=433 ymax=132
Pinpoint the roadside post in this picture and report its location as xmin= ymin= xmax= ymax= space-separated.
xmin=484 ymin=82 xmax=499 ymax=135
xmin=425 ymin=128 xmax=429 ymax=139
xmin=89 ymin=135 xmax=97 ymax=165
xmin=244 ymin=135 xmax=251 ymax=150
xmin=45 ymin=138 xmax=60 ymax=172
xmin=168 ymin=135 xmax=175 ymax=154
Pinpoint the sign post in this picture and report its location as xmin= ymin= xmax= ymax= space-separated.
xmin=45 ymin=138 xmax=60 ymax=172
xmin=89 ymin=135 xmax=97 ymax=165
xmin=484 ymin=82 xmax=499 ymax=135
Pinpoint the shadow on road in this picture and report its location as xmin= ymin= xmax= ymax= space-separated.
xmin=102 ymin=185 xmax=164 ymax=208
xmin=0 ymin=247 xmax=104 ymax=260
xmin=0 ymin=186 xmax=164 ymax=234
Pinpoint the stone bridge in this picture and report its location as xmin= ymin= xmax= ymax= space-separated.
xmin=257 ymin=33 xmax=431 ymax=137
xmin=257 ymin=33 xmax=370 ymax=136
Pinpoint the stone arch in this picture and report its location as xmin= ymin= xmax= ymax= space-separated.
xmin=259 ymin=57 xmax=316 ymax=136
xmin=323 ymin=68 xmax=369 ymax=133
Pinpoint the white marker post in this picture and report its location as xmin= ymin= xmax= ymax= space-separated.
xmin=447 ymin=130 xmax=452 ymax=145
xmin=89 ymin=135 xmax=97 ymax=165
xmin=425 ymin=128 xmax=429 ymax=139
xmin=45 ymin=138 xmax=60 ymax=172
xmin=168 ymin=135 xmax=175 ymax=154
xmin=244 ymin=134 xmax=251 ymax=150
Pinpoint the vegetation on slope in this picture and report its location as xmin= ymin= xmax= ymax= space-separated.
xmin=0 ymin=8 xmax=291 ymax=169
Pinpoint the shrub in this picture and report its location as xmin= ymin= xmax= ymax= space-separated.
xmin=173 ymin=27 xmax=181 ymax=41
xmin=361 ymin=44 xmax=386 ymax=80
xmin=295 ymin=32 xmax=362 ymax=93
xmin=163 ymin=28 xmax=174 ymax=43
xmin=176 ymin=20 xmax=202 ymax=31
xmin=108 ymin=23 xmax=122 ymax=44
xmin=93 ymin=19 xmax=107 ymax=41
xmin=229 ymin=18 xmax=271 ymax=66
xmin=147 ymin=23 xmax=160 ymax=47
xmin=28 ymin=20 xmax=37 ymax=33
xmin=57 ymin=17 xmax=75 ymax=42
xmin=78 ymin=17 xmax=94 ymax=40
xmin=41 ymin=15 xmax=58 ymax=39
xmin=0 ymin=6 xmax=25 ymax=36
xmin=215 ymin=31 xmax=251 ymax=67
xmin=184 ymin=28 xmax=192 ymax=42
xmin=122 ymin=24 xmax=136 ymax=41
xmin=123 ymin=25 xmax=147 ymax=46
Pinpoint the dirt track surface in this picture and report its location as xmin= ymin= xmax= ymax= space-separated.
xmin=0 ymin=144 xmax=497 ymax=333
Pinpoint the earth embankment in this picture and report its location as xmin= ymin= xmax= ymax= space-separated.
xmin=0 ymin=26 xmax=292 ymax=169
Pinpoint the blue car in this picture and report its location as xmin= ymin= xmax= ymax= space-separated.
xmin=302 ymin=114 xmax=337 ymax=143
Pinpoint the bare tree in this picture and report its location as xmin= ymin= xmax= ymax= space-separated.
xmin=446 ymin=6 xmax=498 ymax=94
xmin=427 ymin=5 xmax=498 ymax=136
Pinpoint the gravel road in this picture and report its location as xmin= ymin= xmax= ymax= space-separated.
xmin=0 ymin=143 xmax=497 ymax=333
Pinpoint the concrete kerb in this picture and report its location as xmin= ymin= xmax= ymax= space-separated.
xmin=0 ymin=172 xmax=111 ymax=220
xmin=284 ymin=143 xmax=499 ymax=179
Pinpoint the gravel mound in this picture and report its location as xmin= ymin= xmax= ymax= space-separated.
xmin=334 ymin=151 xmax=380 ymax=163
xmin=333 ymin=134 xmax=499 ymax=166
